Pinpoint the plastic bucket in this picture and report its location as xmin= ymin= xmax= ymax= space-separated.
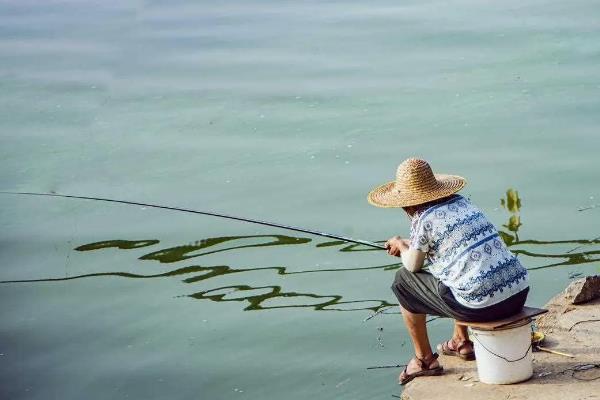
xmin=470 ymin=319 xmax=533 ymax=384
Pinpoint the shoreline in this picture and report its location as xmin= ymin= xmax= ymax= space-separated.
xmin=401 ymin=276 xmax=600 ymax=400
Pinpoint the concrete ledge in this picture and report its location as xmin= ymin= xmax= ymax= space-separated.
xmin=400 ymin=277 xmax=600 ymax=400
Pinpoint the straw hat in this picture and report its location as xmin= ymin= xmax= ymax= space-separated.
xmin=368 ymin=158 xmax=466 ymax=208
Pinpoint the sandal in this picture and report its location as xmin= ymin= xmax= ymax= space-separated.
xmin=399 ymin=352 xmax=444 ymax=385
xmin=437 ymin=339 xmax=475 ymax=361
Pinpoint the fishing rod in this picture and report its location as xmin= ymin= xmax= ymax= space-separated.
xmin=0 ymin=191 xmax=386 ymax=250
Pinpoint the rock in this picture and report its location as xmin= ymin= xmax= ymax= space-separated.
xmin=564 ymin=275 xmax=600 ymax=304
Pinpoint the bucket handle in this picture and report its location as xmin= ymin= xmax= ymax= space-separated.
xmin=471 ymin=333 xmax=532 ymax=363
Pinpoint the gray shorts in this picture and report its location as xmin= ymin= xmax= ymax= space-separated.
xmin=391 ymin=268 xmax=529 ymax=322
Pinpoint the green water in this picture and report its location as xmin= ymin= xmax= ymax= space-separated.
xmin=1 ymin=1 xmax=600 ymax=399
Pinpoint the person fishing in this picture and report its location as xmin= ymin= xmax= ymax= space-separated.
xmin=368 ymin=158 xmax=530 ymax=385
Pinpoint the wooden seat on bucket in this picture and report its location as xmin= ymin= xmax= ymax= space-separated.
xmin=455 ymin=306 xmax=548 ymax=331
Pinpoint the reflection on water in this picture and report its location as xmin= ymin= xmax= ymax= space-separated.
xmin=2 ymin=190 xmax=599 ymax=312
xmin=5 ymin=234 xmax=399 ymax=312
xmin=136 ymin=235 xmax=312 ymax=263
xmin=75 ymin=239 xmax=160 ymax=251
xmin=317 ymin=240 xmax=385 ymax=252
xmin=500 ymin=188 xmax=522 ymax=244
xmin=188 ymin=284 xmax=393 ymax=312
xmin=498 ymin=189 xmax=600 ymax=271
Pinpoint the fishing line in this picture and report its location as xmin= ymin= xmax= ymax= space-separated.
xmin=0 ymin=191 xmax=386 ymax=250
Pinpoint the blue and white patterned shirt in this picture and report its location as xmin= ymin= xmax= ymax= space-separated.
xmin=409 ymin=195 xmax=529 ymax=308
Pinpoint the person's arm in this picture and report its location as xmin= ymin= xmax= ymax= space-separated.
xmin=400 ymin=248 xmax=426 ymax=272
xmin=385 ymin=236 xmax=426 ymax=272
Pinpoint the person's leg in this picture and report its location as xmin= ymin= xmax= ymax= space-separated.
xmin=401 ymin=305 xmax=433 ymax=359
xmin=400 ymin=305 xmax=440 ymax=375
xmin=453 ymin=322 xmax=468 ymax=341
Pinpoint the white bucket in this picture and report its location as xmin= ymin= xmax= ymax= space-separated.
xmin=470 ymin=319 xmax=533 ymax=384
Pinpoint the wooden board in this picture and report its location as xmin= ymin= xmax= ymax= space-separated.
xmin=455 ymin=306 xmax=548 ymax=331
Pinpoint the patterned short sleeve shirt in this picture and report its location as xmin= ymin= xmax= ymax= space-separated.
xmin=409 ymin=195 xmax=529 ymax=308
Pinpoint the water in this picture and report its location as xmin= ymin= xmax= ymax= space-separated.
xmin=1 ymin=1 xmax=599 ymax=399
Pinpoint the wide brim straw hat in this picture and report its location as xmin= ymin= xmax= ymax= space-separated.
xmin=368 ymin=158 xmax=466 ymax=208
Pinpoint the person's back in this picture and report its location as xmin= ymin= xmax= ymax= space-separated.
xmin=409 ymin=194 xmax=529 ymax=308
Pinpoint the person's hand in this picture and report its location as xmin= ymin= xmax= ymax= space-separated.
xmin=385 ymin=236 xmax=406 ymax=257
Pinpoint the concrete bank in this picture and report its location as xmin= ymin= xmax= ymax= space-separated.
xmin=401 ymin=276 xmax=600 ymax=400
